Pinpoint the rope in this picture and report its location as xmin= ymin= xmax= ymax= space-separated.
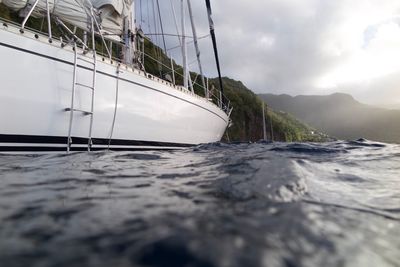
xmin=155 ymin=0 xmax=167 ymax=53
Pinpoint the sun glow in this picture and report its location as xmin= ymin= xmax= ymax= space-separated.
xmin=316 ymin=18 xmax=400 ymax=89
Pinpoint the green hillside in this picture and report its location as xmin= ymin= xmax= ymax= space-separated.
xmin=260 ymin=93 xmax=400 ymax=143
xmin=209 ymin=78 xmax=327 ymax=142
xmin=0 ymin=5 xmax=328 ymax=143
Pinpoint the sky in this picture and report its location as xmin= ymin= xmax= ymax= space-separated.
xmin=135 ymin=0 xmax=400 ymax=109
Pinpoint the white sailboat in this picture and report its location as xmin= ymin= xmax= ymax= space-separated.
xmin=0 ymin=0 xmax=232 ymax=152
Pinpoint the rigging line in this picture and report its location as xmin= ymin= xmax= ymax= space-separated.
xmin=144 ymin=33 xmax=210 ymax=39
xmin=170 ymin=0 xmax=182 ymax=47
xmin=141 ymin=0 xmax=144 ymax=25
xmin=139 ymin=0 xmax=143 ymax=26
xmin=151 ymin=0 xmax=159 ymax=47
xmin=187 ymin=0 xmax=207 ymax=94
xmin=189 ymin=59 xmax=198 ymax=65
xmin=151 ymin=0 xmax=162 ymax=75
xmin=167 ymin=0 xmax=181 ymax=81
xmin=166 ymin=44 xmax=182 ymax=52
xmin=146 ymin=0 xmax=151 ymax=34
xmin=155 ymin=0 xmax=168 ymax=53
xmin=166 ymin=34 xmax=211 ymax=52
xmin=181 ymin=0 xmax=189 ymax=89
xmin=108 ymin=65 xmax=120 ymax=150
xmin=205 ymin=0 xmax=224 ymax=95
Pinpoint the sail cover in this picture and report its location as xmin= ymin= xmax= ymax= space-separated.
xmin=92 ymin=0 xmax=133 ymax=34
xmin=2 ymin=0 xmax=133 ymax=36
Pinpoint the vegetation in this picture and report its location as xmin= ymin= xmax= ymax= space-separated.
xmin=260 ymin=93 xmax=400 ymax=144
xmin=142 ymin=38 xmax=206 ymax=96
xmin=209 ymin=78 xmax=328 ymax=142
xmin=0 ymin=4 xmax=328 ymax=143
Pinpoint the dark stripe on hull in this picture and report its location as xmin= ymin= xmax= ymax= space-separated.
xmin=0 ymin=147 xmax=176 ymax=152
xmin=0 ymin=134 xmax=194 ymax=152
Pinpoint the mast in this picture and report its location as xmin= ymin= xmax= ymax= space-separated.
xmin=269 ymin=106 xmax=274 ymax=142
xmin=205 ymin=0 xmax=224 ymax=96
xmin=123 ymin=1 xmax=135 ymax=65
xmin=123 ymin=17 xmax=133 ymax=65
xmin=262 ymin=102 xmax=267 ymax=140
xmin=181 ymin=0 xmax=189 ymax=90
xmin=187 ymin=0 xmax=207 ymax=96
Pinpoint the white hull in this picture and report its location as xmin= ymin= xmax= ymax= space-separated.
xmin=0 ymin=22 xmax=229 ymax=152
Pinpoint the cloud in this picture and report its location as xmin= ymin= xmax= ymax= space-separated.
xmin=317 ymin=21 xmax=400 ymax=86
xmin=136 ymin=0 xmax=400 ymax=107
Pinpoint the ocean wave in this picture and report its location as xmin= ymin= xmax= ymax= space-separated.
xmin=0 ymin=140 xmax=399 ymax=267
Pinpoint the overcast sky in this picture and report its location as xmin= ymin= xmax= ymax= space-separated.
xmin=135 ymin=0 xmax=400 ymax=109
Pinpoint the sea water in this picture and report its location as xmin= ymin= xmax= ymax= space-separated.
xmin=0 ymin=139 xmax=399 ymax=267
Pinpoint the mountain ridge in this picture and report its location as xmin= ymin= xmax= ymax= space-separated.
xmin=259 ymin=93 xmax=400 ymax=143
